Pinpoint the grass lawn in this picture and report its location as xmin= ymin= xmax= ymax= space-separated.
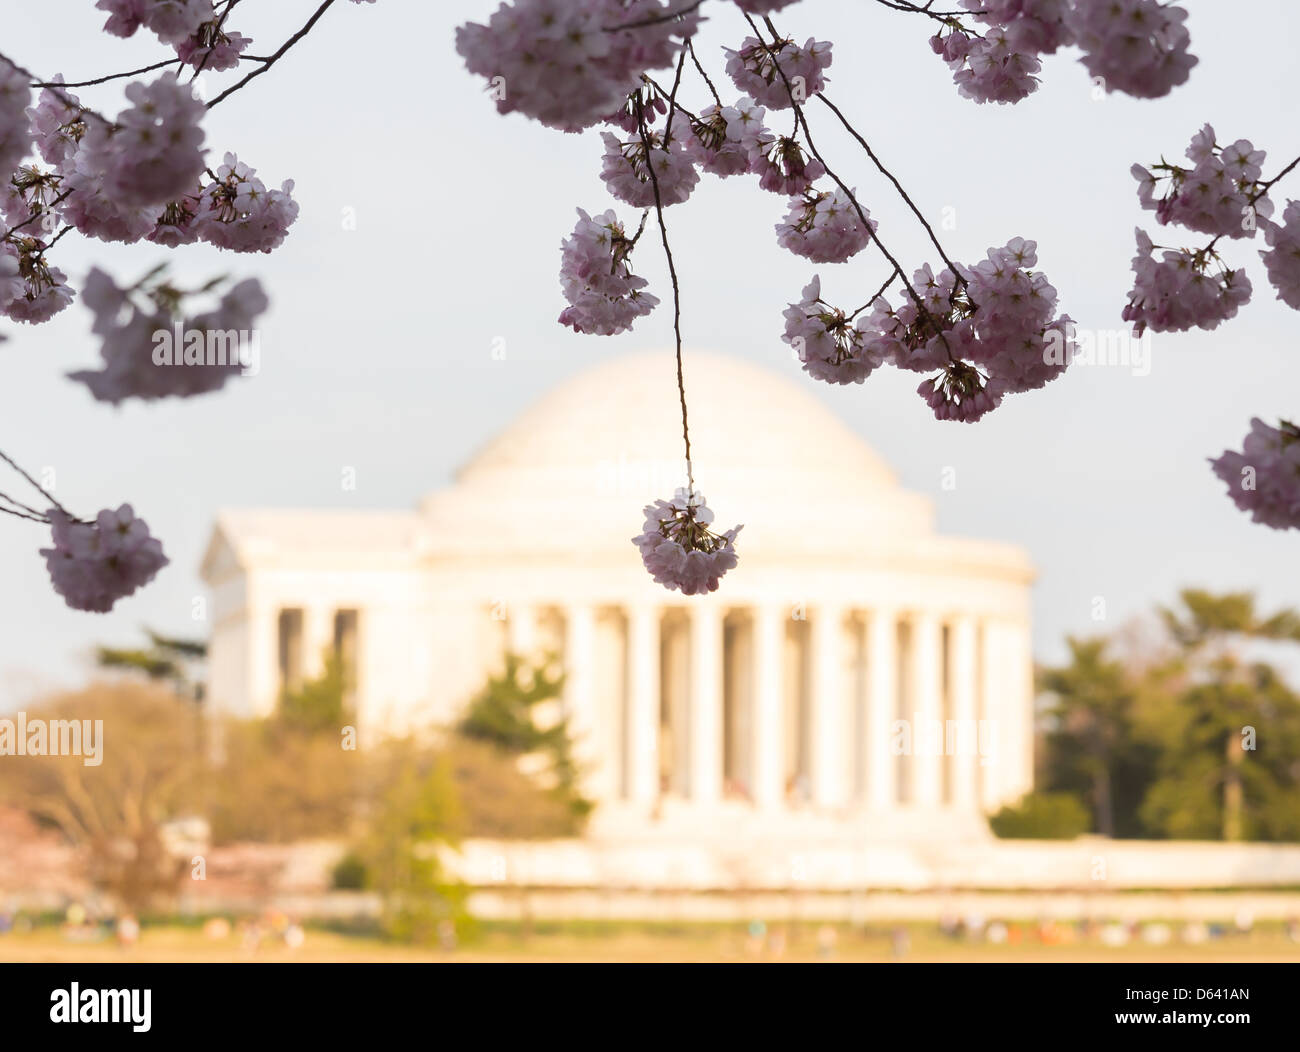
xmin=2 ymin=921 xmax=1299 ymax=963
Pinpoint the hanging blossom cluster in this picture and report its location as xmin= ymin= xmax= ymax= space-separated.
xmin=558 ymin=208 xmax=659 ymax=335
xmin=632 ymin=488 xmax=742 ymax=596
xmin=929 ymin=0 xmax=1196 ymax=105
xmin=0 ymin=0 xmax=376 ymax=611
xmin=455 ymin=0 xmax=703 ymax=132
xmin=723 ymin=35 xmax=831 ymax=109
xmin=69 ymin=266 xmax=269 ymax=404
xmin=1123 ymin=124 xmax=1300 ymax=526
xmin=1210 ymin=420 xmax=1300 ymax=532
xmin=460 ymin=0 xmax=1296 ymax=586
xmin=1124 ymin=126 xmax=1281 ymax=336
xmin=785 ymin=239 xmax=1074 ymax=419
xmin=40 ymin=504 xmax=169 ymax=613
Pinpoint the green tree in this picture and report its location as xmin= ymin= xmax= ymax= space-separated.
xmin=1037 ymin=637 xmax=1158 ymax=837
xmin=458 ymin=653 xmax=592 ymax=827
xmin=278 ymin=650 xmax=350 ymax=735
xmin=353 ymin=744 xmax=468 ymax=944
xmin=989 ymin=791 xmax=1091 ymax=839
xmin=1139 ymin=590 xmax=1300 ymax=841
xmin=96 ymin=628 xmax=207 ymax=701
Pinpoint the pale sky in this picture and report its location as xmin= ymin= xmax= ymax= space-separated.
xmin=2 ymin=0 xmax=1298 ymax=707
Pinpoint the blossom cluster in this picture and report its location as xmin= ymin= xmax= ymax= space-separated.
xmin=558 ymin=208 xmax=660 ymax=335
xmin=1124 ymin=126 xmax=1283 ymax=335
xmin=1210 ymin=420 xmax=1300 ymax=532
xmin=455 ymin=0 xmax=702 ymax=132
xmin=776 ymin=188 xmax=874 ymax=264
xmin=723 ymin=36 xmax=832 ymax=110
xmin=930 ymin=0 xmax=1196 ymax=105
xmin=1132 ymin=125 xmax=1269 ymax=240
xmin=631 ymin=488 xmax=742 ymax=596
xmin=40 ymin=504 xmax=169 ymax=613
xmin=68 ymin=267 xmax=269 ymax=404
xmin=786 ymin=239 xmax=1074 ymax=420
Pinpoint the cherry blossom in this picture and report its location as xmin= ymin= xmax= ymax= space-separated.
xmin=673 ymin=104 xmax=752 ymax=178
xmin=1066 ymin=0 xmax=1196 ymax=99
xmin=89 ymin=74 xmax=207 ymax=209
xmin=1 ymin=239 xmax=75 ymax=324
xmin=631 ymin=488 xmax=742 ymax=596
xmin=930 ymin=25 xmax=1044 ymax=105
xmin=40 ymin=504 xmax=169 ymax=613
xmin=1132 ymin=125 xmax=1270 ymax=239
xmin=68 ymin=267 xmax=268 ymax=404
xmin=749 ymin=133 xmax=824 ymax=195
xmin=176 ymin=17 xmax=252 ymax=71
xmin=96 ymin=0 xmax=212 ymax=47
xmin=0 ymin=58 xmax=32 ymax=178
xmin=724 ymin=35 xmax=832 ymax=110
xmin=1210 ymin=419 xmax=1300 ymax=531
xmin=192 ymin=153 xmax=299 ymax=253
xmin=782 ymin=275 xmax=885 ymax=385
xmin=455 ymin=0 xmax=701 ymax=133
xmin=1260 ymin=201 xmax=1300 ymax=311
xmin=1123 ymin=228 xmax=1252 ymax=335
xmin=599 ymin=130 xmax=699 ymax=208
xmin=776 ymin=188 xmax=874 ymax=264
xmin=558 ymin=207 xmax=659 ymax=335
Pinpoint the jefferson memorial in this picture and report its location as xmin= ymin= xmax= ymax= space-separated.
xmin=201 ymin=351 xmax=1035 ymax=847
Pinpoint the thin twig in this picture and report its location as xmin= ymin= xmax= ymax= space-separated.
xmin=636 ymin=89 xmax=693 ymax=489
xmin=206 ymin=0 xmax=338 ymax=109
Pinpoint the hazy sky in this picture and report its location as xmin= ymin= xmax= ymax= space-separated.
xmin=2 ymin=0 xmax=1298 ymax=707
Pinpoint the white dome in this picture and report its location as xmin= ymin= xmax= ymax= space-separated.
xmin=422 ymin=350 xmax=935 ymax=556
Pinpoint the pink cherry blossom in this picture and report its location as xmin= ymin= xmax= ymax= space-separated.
xmin=40 ymin=504 xmax=170 ymax=613
xmin=1259 ymin=200 xmax=1300 ymax=311
xmin=724 ymin=35 xmax=832 ymax=110
xmin=1210 ymin=419 xmax=1300 ymax=531
xmin=673 ymin=104 xmax=752 ymax=178
xmin=176 ymin=18 xmax=252 ymax=71
xmin=0 ymin=59 xmax=33 ymax=179
xmin=96 ymin=0 xmax=213 ymax=47
xmin=0 ymin=239 xmax=75 ymax=324
xmin=632 ymin=487 xmax=742 ymax=595
xmin=558 ymin=207 xmax=659 ymax=335
xmin=930 ymin=26 xmax=1042 ymax=105
xmin=1132 ymin=125 xmax=1270 ymax=239
xmin=749 ymin=134 xmax=824 ymax=195
xmin=456 ymin=0 xmax=701 ymax=133
xmin=782 ymin=275 xmax=886 ymax=385
xmin=92 ymin=74 xmax=208 ymax=209
xmin=1066 ymin=0 xmax=1197 ymax=99
xmin=776 ymin=188 xmax=875 ymax=263
xmin=68 ymin=267 xmax=267 ymax=403
xmin=1123 ymin=228 xmax=1251 ymax=335
xmin=192 ymin=153 xmax=299 ymax=253
xmin=599 ymin=130 xmax=698 ymax=208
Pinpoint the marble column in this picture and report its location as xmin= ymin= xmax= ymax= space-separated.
xmin=979 ymin=620 xmax=1003 ymax=809
xmin=810 ymin=604 xmax=847 ymax=808
xmin=507 ymin=602 xmax=538 ymax=661
xmin=302 ymin=604 xmax=334 ymax=680
xmin=626 ymin=605 xmax=661 ymax=804
xmin=865 ymin=607 xmax=897 ymax=810
xmin=909 ymin=612 xmax=943 ymax=808
xmin=752 ymin=603 xmax=785 ymax=808
xmin=949 ymin=615 xmax=979 ymax=810
xmin=563 ymin=605 xmax=598 ymax=791
xmin=689 ymin=602 xmax=724 ymax=805
xmin=248 ymin=600 xmax=277 ymax=718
